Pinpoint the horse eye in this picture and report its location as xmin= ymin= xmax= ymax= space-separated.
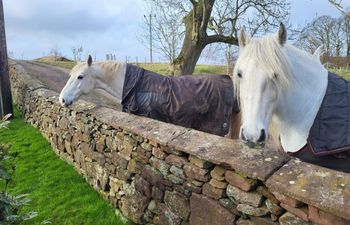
xmin=77 ymin=75 xmax=83 ymax=80
xmin=237 ymin=72 xmax=242 ymax=78
xmin=273 ymin=73 xmax=278 ymax=79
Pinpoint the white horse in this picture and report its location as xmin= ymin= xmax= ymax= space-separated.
xmin=234 ymin=23 xmax=350 ymax=172
xmin=59 ymin=56 xmax=241 ymax=137
xmin=234 ymin=23 xmax=328 ymax=151
xmin=59 ymin=56 xmax=126 ymax=106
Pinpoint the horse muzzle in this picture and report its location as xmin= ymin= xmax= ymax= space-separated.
xmin=59 ymin=97 xmax=73 ymax=107
xmin=240 ymin=128 xmax=266 ymax=149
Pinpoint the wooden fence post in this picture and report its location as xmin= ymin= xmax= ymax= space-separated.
xmin=0 ymin=0 xmax=13 ymax=119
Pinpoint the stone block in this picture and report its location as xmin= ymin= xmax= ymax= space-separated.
xmin=209 ymin=178 xmax=228 ymax=189
xmin=164 ymin=191 xmax=190 ymax=220
xmin=173 ymin=185 xmax=191 ymax=197
xmin=120 ymin=191 xmax=149 ymax=224
xmin=237 ymin=204 xmax=269 ymax=217
xmin=165 ymin=154 xmax=188 ymax=168
xmin=189 ymin=155 xmax=213 ymax=169
xmin=141 ymin=142 xmax=153 ymax=151
xmin=280 ymin=203 xmax=308 ymax=221
xmin=134 ymin=175 xmax=151 ymax=198
xmin=183 ymin=163 xmax=209 ymax=182
xmin=273 ymin=192 xmax=303 ymax=208
xmin=64 ymin=140 xmax=72 ymax=155
xmin=308 ymin=205 xmax=350 ymax=225
xmin=153 ymin=203 xmax=182 ymax=225
xmin=256 ymin=186 xmax=279 ymax=204
xmin=279 ymin=212 xmax=312 ymax=225
xmin=219 ymin=198 xmax=240 ymax=216
xmin=150 ymin=157 xmax=170 ymax=176
xmin=266 ymin=158 xmax=350 ymax=220
xmin=127 ymin=159 xmax=141 ymax=174
xmin=189 ymin=179 xmax=203 ymax=187
xmin=170 ymin=165 xmax=186 ymax=179
xmin=109 ymin=176 xmax=123 ymax=198
xmin=152 ymin=186 xmax=165 ymax=202
xmin=202 ymin=183 xmax=225 ymax=200
xmin=237 ymin=217 xmax=279 ymax=225
xmin=167 ymin=174 xmax=185 ymax=185
xmin=131 ymin=150 xmax=150 ymax=164
xmin=152 ymin=147 xmax=168 ymax=160
xmin=265 ymin=199 xmax=284 ymax=216
xmin=110 ymin=152 xmax=128 ymax=169
xmin=92 ymin=152 xmax=105 ymax=166
xmin=183 ymin=182 xmax=201 ymax=194
xmin=141 ymin=165 xmax=164 ymax=187
xmin=225 ymin=170 xmax=257 ymax=191
xmin=226 ymin=185 xmax=263 ymax=207
xmin=190 ymin=193 xmax=236 ymax=225
xmin=210 ymin=166 xmax=226 ymax=181
xmin=95 ymin=135 xmax=106 ymax=152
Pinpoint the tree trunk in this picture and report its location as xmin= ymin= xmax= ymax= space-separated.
xmin=171 ymin=0 xmax=237 ymax=75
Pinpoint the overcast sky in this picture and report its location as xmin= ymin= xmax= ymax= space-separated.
xmin=3 ymin=0 xmax=350 ymax=63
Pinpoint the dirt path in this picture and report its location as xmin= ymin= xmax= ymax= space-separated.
xmin=16 ymin=60 xmax=121 ymax=110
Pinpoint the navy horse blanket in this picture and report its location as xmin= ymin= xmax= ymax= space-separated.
xmin=294 ymin=72 xmax=350 ymax=172
xmin=121 ymin=64 xmax=238 ymax=136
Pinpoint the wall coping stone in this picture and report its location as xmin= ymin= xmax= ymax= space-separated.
xmin=266 ymin=158 xmax=350 ymax=220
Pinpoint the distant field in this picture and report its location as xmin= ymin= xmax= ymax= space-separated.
xmin=330 ymin=68 xmax=350 ymax=80
xmin=34 ymin=58 xmax=350 ymax=79
xmin=35 ymin=59 xmax=227 ymax=75
xmin=34 ymin=59 xmax=76 ymax=69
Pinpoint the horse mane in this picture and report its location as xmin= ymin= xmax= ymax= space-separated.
xmin=95 ymin=61 xmax=126 ymax=82
xmin=242 ymin=35 xmax=294 ymax=90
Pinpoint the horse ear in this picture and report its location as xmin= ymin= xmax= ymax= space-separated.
xmin=87 ymin=55 xmax=92 ymax=66
xmin=278 ymin=23 xmax=287 ymax=46
xmin=238 ymin=26 xmax=249 ymax=47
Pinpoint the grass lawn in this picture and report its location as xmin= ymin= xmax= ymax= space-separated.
xmin=0 ymin=107 xmax=130 ymax=225
xmin=35 ymin=59 xmax=227 ymax=75
xmin=34 ymin=60 xmax=77 ymax=70
xmin=330 ymin=68 xmax=350 ymax=80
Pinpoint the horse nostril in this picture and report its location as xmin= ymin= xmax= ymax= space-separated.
xmin=257 ymin=129 xmax=266 ymax=143
xmin=62 ymin=98 xmax=65 ymax=104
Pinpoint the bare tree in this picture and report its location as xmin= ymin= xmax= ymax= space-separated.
xmin=143 ymin=0 xmax=290 ymax=75
xmin=72 ymin=46 xmax=83 ymax=61
xmin=328 ymin=0 xmax=350 ymax=17
xmin=341 ymin=16 xmax=350 ymax=56
xmin=178 ymin=0 xmax=290 ymax=75
xmin=50 ymin=46 xmax=62 ymax=58
xmin=140 ymin=1 xmax=184 ymax=66
xmin=330 ymin=18 xmax=344 ymax=56
xmin=296 ymin=15 xmax=350 ymax=57
xmin=296 ymin=16 xmax=336 ymax=56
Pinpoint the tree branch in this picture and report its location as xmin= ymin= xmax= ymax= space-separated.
xmin=205 ymin=34 xmax=238 ymax=45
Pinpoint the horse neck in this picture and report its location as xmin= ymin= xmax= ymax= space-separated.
xmin=271 ymin=45 xmax=328 ymax=152
xmin=94 ymin=62 xmax=126 ymax=104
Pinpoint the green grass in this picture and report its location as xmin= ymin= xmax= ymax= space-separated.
xmin=0 ymin=107 xmax=130 ymax=225
xmin=330 ymin=68 xmax=350 ymax=80
xmin=35 ymin=60 xmax=227 ymax=75
xmin=34 ymin=58 xmax=350 ymax=80
xmin=34 ymin=60 xmax=77 ymax=69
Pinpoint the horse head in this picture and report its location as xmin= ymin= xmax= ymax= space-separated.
xmin=234 ymin=23 xmax=290 ymax=148
xmin=59 ymin=55 xmax=99 ymax=107
xmin=234 ymin=23 xmax=328 ymax=152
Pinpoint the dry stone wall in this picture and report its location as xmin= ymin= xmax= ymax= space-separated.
xmin=9 ymin=61 xmax=350 ymax=225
